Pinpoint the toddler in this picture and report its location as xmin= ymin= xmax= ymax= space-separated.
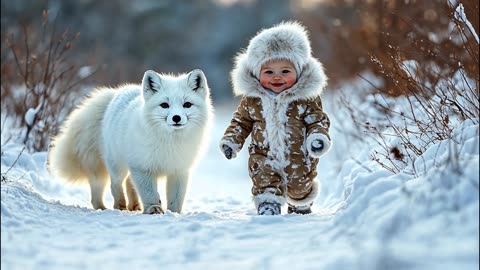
xmin=220 ymin=21 xmax=332 ymax=215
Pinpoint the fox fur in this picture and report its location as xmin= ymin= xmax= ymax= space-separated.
xmin=48 ymin=69 xmax=213 ymax=214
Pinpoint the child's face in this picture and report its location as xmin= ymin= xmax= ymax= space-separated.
xmin=259 ymin=60 xmax=297 ymax=94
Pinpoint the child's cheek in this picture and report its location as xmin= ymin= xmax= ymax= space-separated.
xmin=260 ymin=76 xmax=270 ymax=88
xmin=285 ymin=76 xmax=297 ymax=88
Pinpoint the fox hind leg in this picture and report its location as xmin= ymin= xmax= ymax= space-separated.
xmin=106 ymin=163 xmax=129 ymax=210
xmin=125 ymin=176 xmax=141 ymax=211
xmin=87 ymin=173 xmax=108 ymax=210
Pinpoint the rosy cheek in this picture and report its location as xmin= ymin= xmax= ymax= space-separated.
xmin=286 ymin=77 xmax=296 ymax=86
xmin=260 ymin=78 xmax=269 ymax=87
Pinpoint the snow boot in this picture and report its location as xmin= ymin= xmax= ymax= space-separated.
xmin=287 ymin=203 xmax=312 ymax=215
xmin=257 ymin=202 xmax=281 ymax=215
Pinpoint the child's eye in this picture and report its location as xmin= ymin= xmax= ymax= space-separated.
xmin=264 ymin=70 xmax=273 ymax=74
xmin=160 ymin=102 xmax=169 ymax=108
xmin=183 ymin=102 xmax=193 ymax=108
xmin=282 ymin=70 xmax=290 ymax=74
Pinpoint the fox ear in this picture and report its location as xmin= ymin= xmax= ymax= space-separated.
xmin=187 ymin=69 xmax=207 ymax=92
xmin=142 ymin=70 xmax=162 ymax=98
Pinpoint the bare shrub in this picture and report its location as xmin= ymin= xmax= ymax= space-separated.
xmin=1 ymin=10 xmax=96 ymax=151
xmin=298 ymin=0 xmax=479 ymax=93
xmin=1 ymin=146 xmax=26 ymax=184
xmin=340 ymin=2 xmax=479 ymax=175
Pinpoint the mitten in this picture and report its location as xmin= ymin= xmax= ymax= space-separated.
xmin=222 ymin=144 xmax=233 ymax=159
xmin=311 ymin=139 xmax=324 ymax=152
xmin=306 ymin=134 xmax=331 ymax=158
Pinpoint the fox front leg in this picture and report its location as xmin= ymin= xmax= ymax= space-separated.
xmin=129 ymin=168 xmax=164 ymax=214
xmin=166 ymin=172 xmax=190 ymax=213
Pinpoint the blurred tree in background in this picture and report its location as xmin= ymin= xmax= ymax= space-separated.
xmin=297 ymin=0 xmax=479 ymax=96
xmin=2 ymin=0 xmax=478 ymax=102
xmin=2 ymin=0 xmax=294 ymax=102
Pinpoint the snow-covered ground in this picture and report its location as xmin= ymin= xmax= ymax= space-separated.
xmin=1 ymin=83 xmax=479 ymax=270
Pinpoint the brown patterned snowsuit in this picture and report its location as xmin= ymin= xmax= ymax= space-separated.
xmin=220 ymin=55 xmax=332 ymax=208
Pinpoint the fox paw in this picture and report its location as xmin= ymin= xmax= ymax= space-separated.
xmin=128 ymin=203 xmax=142 ymax=211
xmin=114 ymin=202 xmax=128 ymax=211
xmin=144 ymin=205 xmax=164 ymax=214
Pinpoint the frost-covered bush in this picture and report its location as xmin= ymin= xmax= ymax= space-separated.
xmin=1 ymin=10 xmax=96 ymax=151
xmin=341 ymin=3 xmax=479 ymax=175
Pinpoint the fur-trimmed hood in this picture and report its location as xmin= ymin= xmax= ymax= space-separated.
xmin=231 ymin=21 xmax=327 ymax=101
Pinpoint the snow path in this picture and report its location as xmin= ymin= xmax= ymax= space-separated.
xmin=2 ymin=101 xmax=479 ymax=270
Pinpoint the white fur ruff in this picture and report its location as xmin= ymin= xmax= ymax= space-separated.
xmin=253 ymin=192 xmax=287 ymax=209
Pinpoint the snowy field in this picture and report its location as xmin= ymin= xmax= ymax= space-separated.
xmin=1 ymin=83 xmax=479 ymax=270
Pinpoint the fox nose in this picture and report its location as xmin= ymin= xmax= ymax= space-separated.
xmin=172 ymin=115 xmax=181 ymax=123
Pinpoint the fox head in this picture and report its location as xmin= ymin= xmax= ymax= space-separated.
xmin=141 ymin=69 xmax=212 ymax=132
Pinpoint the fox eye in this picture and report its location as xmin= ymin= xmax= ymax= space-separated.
xmin=160 ymin=102 xmax=169 ymax=108
xmin=183 ymin=102 xmax=193 ymax=108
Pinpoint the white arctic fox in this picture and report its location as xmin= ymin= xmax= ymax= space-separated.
xmin=48 ymin=69 xmax=213 ymax=214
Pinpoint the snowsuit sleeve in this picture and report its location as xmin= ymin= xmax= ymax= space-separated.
xmin=219 ymin=97 xmax=253 ymax=158
xmin=304 ymin=96 xmax=332 ymax=157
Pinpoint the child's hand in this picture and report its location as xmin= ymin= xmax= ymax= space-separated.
xmin=222 ymin=144 xmax=233 ymax=159
xmin=307 ymin=134 xmax=331 ymax=158
xmin=311 ymin=139 xmax=324 ymax=152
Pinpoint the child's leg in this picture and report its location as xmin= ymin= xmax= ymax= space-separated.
xmin=249 ymin=154 xmax=286 ymax=213
xmin=286 ymin=174 xmax=319 ymax=213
